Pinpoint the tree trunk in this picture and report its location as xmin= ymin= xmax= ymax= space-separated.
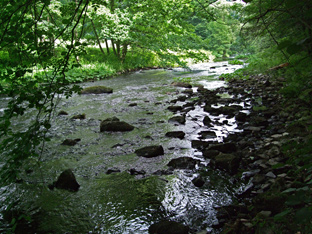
xmin=105 ymin=39 xmax=110 ymax=54
xmin=121 ymin=43 xmax=128 ymax=62
xmin=116 ymin=40 xmax=121 ymax=59
xmin=111 ymin=39 xmax=117 ymax=55
xmin=91 ymin=19 xmax=105 ymax=55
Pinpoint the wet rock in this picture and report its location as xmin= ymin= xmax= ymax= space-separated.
xmin=129 ymin=168 xmax=146 ymax=175
xmin=171 ymin=82 xmax=192 ymax=88
xmin=192 ymin=175 xmax=205 ymax=187
xmin=203 ymin=116 xmax=213 ymax=126
xmin=208 ymin=142 xmax=237 ymax=154
xmin=167 ymin=157 xmax=200 ymax=170
xmin=106 ymin=168 xmax=121 ymax=174
xmin=165 ymin=131 xmax=185 ymax=139
xmin=50 ymin=169 xmax=80 ymax=192
xmin=235 ymin=112 xmax=248 ymax=122
xmin=135 ymin=145 xmax=164 ymax=158
xmin=100 ymin=117 xmax=134 ymax=132
xmin=214 ymin=153 xmax=240 ymax=175
xmin=182 ymin=89 xmax=193 ymax=95
xmin=203 ymin=149 xmax=220 ymax=159
xmin=80 ymin=86 xmax=113 ymax=94
xmin=149 ymin=220 xmax=189 ymax=234
xmin=58 ymin=110 xmax=68 ymax=116
xmin=200 ymin=131 xmax=217 ymax=139
xmin=167 ymin=105 xmax=183 ymax=112
xmin=71 ymin=113 xmax=86 ymax=120
xmin=61 ymin=138 xmax=81 ymax=146
xmin=168 ymin=115 xmax=186 ymax=124
xmin=191 ymin=140 xmax=210 ymax=150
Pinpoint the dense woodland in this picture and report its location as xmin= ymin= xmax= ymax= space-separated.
xmin=0 ymin=0 xmax=312 ymax=233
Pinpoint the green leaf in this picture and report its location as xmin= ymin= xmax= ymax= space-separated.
xmin=295 ymin=207 xmax=312 ymax=223
xmin=274 ymin=209 xmax=292 ymax=221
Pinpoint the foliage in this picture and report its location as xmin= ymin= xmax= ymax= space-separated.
xmin=219 ymin=68 xmax=249 ymax=81
xmin=228 ymin=59 xmax=244 ymax=65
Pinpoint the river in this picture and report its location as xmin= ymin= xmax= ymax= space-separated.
xmin=1 ymin=61 xmax=246 ymax=233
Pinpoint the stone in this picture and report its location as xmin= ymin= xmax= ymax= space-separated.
xmin=58 ymin=110 xmax=68 ymax=116
xmin=168 ymin=115 xmax=186 ymax=124
xmin=61 ymin=138 xmax=81 ymax=146
xmin=265 ymin=171 xmax=276 ymax=178
xmin=167 ymin=157 xmax=200 ymax=170
xmin=53 ymin=169 xmax=80 ymax=192
xmin=167 ymin=105 xmax=183 ymax=112
xmin=171 ymin=82 xmax=192 ymax=88
xmin=129 ymin=168 xmax=146 ymax=175
xmin=80 ymin=86 xmax=113 ymax=94
xmin=203 ymin=149 xmax=220 ymax=159
xmin=165 ymin=131 xmax=185 ymax=139
xmin=100 ymin=117 xmax=134 ymax=132
xmin=214 ymin=153 xmax=240 ymax=175
xmin=192 ymin=176 xmax=205 ymax=187
xmin=208 ymin=142 xmax=237 ymax=154
xmin=191 ymin=140 xmax=210 ymax=150
xmin=235 ymin=112 xmax=248 ymax=122
xmin=71 ymin=113 xmax=86 ymax=120
xmin=203 ymin=116 xmax=213 ymax=126
xmin=135 ymin=145 xmax=164 ymax=158
xmin=149 ymin=220 xmax=189 ymax=234
xmin=200 ymin=131 xmax=217 ymax=139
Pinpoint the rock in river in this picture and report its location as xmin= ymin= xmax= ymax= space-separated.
xmin=61 ymin=138 xmax=81 ymax=146
xmin=100 ymin=117 xmax=134 ymax=132
xmin=149 ymin=220 xmax=189 ymax=234
xmin=167 ymin=157 xmax=200 ymax=170
xmin=214 ymin=153 xmax=240 ymax=175
xmin=80 ymin=86 xmax=113 ymax=94
xmin=165 ymin=131 xmax=185 ymax=139
xmin=135 ymin=145 xmax=164 ymax=158
xmin=50 ymin=169 xmax=80 ymax=192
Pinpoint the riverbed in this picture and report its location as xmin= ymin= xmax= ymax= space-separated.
xmin=1 ymin=61 xmax=247 ymax=233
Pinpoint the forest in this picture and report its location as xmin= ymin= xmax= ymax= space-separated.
xmin=0 ymin=0 xmax=312 ymax=233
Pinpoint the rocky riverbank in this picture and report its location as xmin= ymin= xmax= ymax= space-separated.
xmin=186 ymin=74 xmax=312 ymax=234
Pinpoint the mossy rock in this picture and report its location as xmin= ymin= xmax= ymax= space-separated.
xmin=100 ymin=117 xmax=134 ymax=132
xmin=135 ymin=145 xmax=164 ymax=158
xmin=80 ymin=86 xmax=113 ymax=94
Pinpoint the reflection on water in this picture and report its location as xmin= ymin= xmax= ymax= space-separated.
xmin=0 ymin=61 xmax=246 ymax=233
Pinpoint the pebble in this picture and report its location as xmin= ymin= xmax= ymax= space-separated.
xmin=265 ymin=171 xmax=276 ymax=178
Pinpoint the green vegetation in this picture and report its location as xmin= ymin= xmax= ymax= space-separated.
xmin=1 ymin=0 xmax=312 ymax=233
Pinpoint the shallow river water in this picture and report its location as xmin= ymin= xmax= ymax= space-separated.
xmin=1 ymin=61 xmax=246 ymax=233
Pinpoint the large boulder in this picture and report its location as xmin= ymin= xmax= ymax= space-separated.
xmin=135 ymin=145 xmax=164 ymax=158
xmin=80 ymin=86 xmax=113 ymax=94
xmin=100 ymin=117 xmax=134 ymax=132
xmin=167 ymin=157 xmax=200 ymax=170
xmin=149 ymin=220 xmax=189 ymax=234
xmin=51 ymin=169 xmax=80 ymax=192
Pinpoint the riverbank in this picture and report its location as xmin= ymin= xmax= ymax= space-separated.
xmin=193 ymin=73 xmax=312 ymax=233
